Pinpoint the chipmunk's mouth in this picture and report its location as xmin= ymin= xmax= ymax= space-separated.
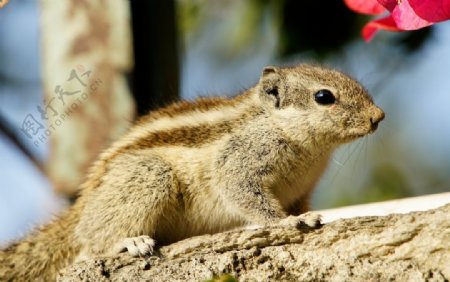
xmin=342 ymin=129 xmax=373 ymax=142
xmin=371 ymin=122 xmax=379 ymax=132
xmin=348 ymin=133 xmax=366 ymax=141
xmin=341 ymin=118 xmax=383 ymax=143
xmin=347 ymin=129 xmax=369 ymax=139
xmin=348 ymin=121 xmax=381 ymax=139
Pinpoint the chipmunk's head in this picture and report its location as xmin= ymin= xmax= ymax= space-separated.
xmin=258 ymin=64 xmax=384 ymax=145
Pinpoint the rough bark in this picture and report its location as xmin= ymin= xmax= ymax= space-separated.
xmin=59 ymin=204 xmax=450 ymax=281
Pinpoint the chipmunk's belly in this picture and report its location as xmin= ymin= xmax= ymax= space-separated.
xmin=153 ymin=185 xmax=246 ymax=245
xmin=152 ymin=146 xmax=246 ymax=245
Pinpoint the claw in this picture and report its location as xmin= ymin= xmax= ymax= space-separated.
xmin=115 ymin=235 xmax=155 ymax=256
xmin=278 ymin=212 xmax=322 ymax=229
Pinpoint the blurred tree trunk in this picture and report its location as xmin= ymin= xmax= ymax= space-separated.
xmin=39 ymin=0 xmax=135 ymax=197
xmin=130 ymin=0 xmax=180 ymax=115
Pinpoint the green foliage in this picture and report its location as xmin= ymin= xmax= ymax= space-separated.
xmin=333 ymin=163 xmax=412 ymax=207
xmin=362 ymin=163 xmax=412 ymax=202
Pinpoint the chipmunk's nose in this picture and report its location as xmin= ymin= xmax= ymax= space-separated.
xmin=369 ymin=106 xmax=385 ymax=131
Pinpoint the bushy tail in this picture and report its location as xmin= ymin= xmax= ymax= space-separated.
xmin=0 ymin=207 xmax=81 ymax=282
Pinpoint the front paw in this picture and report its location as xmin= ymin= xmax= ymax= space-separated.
xmin=278 ymin=212 xmax=322 ymax=229
xmin=114 ymin=235 xmax=156 ymax=257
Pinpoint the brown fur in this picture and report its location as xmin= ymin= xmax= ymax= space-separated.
xmin=135 ymin=95 xmax=248 ymax=124
xmin=0 ymin=64 xmax=384 ymax=281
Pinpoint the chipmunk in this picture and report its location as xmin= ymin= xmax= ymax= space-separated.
xmin=0 ymin=64 xmax=384 ymax=281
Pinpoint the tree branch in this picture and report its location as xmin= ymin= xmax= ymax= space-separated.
xmin=58 ymin=204 xmax=450 ymax=281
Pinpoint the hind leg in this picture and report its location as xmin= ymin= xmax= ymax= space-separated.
xmin=75 ymin=153 xmax=178 ymax=258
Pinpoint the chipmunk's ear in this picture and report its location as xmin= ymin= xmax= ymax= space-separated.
xmin=259 ymin=66 xmax=281 ymax=108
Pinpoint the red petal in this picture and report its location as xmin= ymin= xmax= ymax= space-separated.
xmin=362 ymin=16 xmax=402 ymax=42
xmin=377 ymin=0 xmax=398 ymax=12
xmin=343 ymin=0 xmax=386 ymax=15
xmin=391 ymin=0 xmax=433 ymax=30
xmin=409 ymin=0 xmax=450 ymax=22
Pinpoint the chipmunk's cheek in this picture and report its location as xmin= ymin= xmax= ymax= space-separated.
xmin=337 ymin=118 xmax=367 ymax=141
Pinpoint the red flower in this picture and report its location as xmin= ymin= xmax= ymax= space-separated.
xmin=343 ymin=0 xmax=450 ymax=41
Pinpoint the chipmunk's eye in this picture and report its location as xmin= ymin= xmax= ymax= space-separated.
xmin=314 ymin=89 xmax=335 ymax=105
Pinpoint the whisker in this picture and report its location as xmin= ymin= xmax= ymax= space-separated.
xmin=331 ymin=157 xmax=345 ymax=168
xmin=351 ymin=138 xmax=365 ymax=174
xmin=327 ymin=138 xmax=364 ymax=186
